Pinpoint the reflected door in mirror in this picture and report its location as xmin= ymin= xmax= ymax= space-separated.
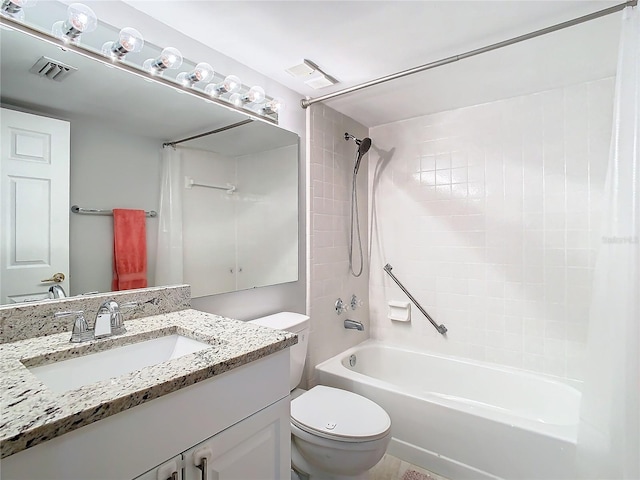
xmin=0 ymin=108 xmax=70 ymax=304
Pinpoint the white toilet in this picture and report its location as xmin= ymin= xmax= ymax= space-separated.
xmin=250 ymin=312 xmax=391 ymax=480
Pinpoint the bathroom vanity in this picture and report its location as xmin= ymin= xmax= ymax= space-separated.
xmin=0 ymin=289 xmax=296 ymax=479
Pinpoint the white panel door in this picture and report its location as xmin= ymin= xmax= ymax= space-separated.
xmin=0 ymin=108 xmax=70 ymax=304
xmin=183 ymin=398 xmax=290 ymax=480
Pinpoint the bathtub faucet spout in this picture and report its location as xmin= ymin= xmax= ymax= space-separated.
xmin=344 ymin=319 xmax=364 ymax=331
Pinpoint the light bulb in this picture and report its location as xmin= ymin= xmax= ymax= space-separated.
xmin=229 ymin=93 xmax=243 ymax=108
xmin=1 ymin=0 xmax=36 ymax=21
xmin=204 ymin=74 xmax=241 ymax=96
xmin=68 ymin=3 xmax=97 ymax=31
xmin=51 ymin=3 xmax=97 ymax=43
xmin=160 ymin=47 xmax=182 ymax=69
xmin=176 ymin=62 xmax=214 ymax=87
xmin=192 ymin=62 xmax=214 ymax=82
xmin=101 ymin=27 xmax=144 ymax=60
xmin=143 ymin=47 xmax=183 ymax=75
xmin=241 ymin=86 xmax=266 ymax=104
xmin=262 ymin=97 xmax=285 ymax=115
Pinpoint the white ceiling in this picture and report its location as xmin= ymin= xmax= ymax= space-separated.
xmin=120 ymin=0 xmax=624 ymax=127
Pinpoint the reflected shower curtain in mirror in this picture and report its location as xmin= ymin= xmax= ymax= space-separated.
xmin=576 ymin=6 xmax=639 ymax=479
xmin=155 ymin=146 xmax=184 ymax=285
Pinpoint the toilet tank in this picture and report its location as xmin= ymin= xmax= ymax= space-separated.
xmin=249 ymin=312 xmax=309 ymax=391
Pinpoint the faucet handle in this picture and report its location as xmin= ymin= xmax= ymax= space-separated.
xmin=335 ymin=298 xmax=348 ymax=315
xmin=111 ymin=311 xmax=126 ymax=335
xmin=110 ymin=301 xmax=137 ymax=335
xmin=55 ymin=310 xmax=92 ymax=343
xmin=350 ymin=294 xmax=364 ymax=310
xmin=106 ymin=300 xmax=128 ymax=336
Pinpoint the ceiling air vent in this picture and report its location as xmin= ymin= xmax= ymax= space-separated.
xmin=29 ymin=56 xmax=78 ymax=82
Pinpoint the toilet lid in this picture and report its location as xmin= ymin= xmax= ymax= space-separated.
xmin=291 ymin=386 xmax=391 ymax=442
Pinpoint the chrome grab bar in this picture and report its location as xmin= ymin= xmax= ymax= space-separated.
xmin=383 ymin=263 xmax=447 ymax=335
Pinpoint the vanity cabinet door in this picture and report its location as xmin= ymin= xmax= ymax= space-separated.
xmin=183 ymin=398 xmax=290 ymax=480
xmin=133 ymin=455 xmax=182 ymax=480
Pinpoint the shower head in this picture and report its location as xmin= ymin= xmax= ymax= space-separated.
xmin=358 ymin=137 xmax=371 ymax=157
xmin=345 ymin=133 xmax=372 ymax=175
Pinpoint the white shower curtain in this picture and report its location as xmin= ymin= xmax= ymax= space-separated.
xmin=154 ymin=146 xmax=184 ymax=285
xmin=576 ymin=6 xmax=639 ymax=480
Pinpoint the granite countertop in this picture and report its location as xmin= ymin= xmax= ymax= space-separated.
xmin=0 ymin=309 xmax=297 ymax=458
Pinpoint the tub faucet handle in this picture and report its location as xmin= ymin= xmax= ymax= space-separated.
xmin=335 ymin=298 xmax=348 ymax=315
xmin=350 ymin=294 xmax=363 ymax=310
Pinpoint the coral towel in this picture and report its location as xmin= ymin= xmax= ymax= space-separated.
xmin=112 ymin=209 xmax=148 ymax=291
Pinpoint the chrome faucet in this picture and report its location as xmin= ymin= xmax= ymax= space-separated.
xmin=344 ymin=319 xmax=364 ymax=331
xmin=49 ymin=285 xmax=67 ymax=299
xmin=94 ymin=300 xmax=126 ymax=338
xmin=56 ymin=300 xmax=133 ymax=343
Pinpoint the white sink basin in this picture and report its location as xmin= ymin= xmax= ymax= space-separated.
xmin=27 ymin=334 xmax=213 ymax=393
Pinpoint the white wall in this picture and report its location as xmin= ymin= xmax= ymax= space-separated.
xmin=306 ymin=104 xmax=370 ymax=387
xmin=368 ymin=78 xmax=614 ymax=381
xmin=70 ymin=115 xmax=160 ymax=295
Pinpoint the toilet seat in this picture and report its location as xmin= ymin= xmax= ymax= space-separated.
xmin=291 ymin=385 xmax=391 ymax=442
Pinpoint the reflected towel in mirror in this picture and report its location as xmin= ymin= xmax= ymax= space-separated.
xmin=112 ymin=209 xmax=148 ymax=291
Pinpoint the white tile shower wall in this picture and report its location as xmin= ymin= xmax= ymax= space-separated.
xmin=307 ymin=104 xmax=370 ymax=387
xmin=369 ymin=78 xmax=614 ymax=381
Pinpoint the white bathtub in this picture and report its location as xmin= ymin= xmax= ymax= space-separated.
xmin=315 ymin=341 xmax=581 ymax=480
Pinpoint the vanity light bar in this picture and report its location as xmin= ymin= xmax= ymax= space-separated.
xmin=0 ymin=14 xmax=280 ymax=125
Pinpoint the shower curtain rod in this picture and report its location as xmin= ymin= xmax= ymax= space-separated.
xmin=163 ymin=119 xmax=253 ymax=148
xmin=300 ymin=0 xmax=637 ymax=109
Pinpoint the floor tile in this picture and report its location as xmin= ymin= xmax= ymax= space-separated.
xmin=370 ymin=454 xmax=451 ymax=480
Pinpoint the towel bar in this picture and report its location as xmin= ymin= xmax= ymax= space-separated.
xmin=71 ymin=205 xmax=157 ymax=218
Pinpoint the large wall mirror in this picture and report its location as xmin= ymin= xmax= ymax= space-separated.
xmin=0 ymin=2 xmax=299 ymax=305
